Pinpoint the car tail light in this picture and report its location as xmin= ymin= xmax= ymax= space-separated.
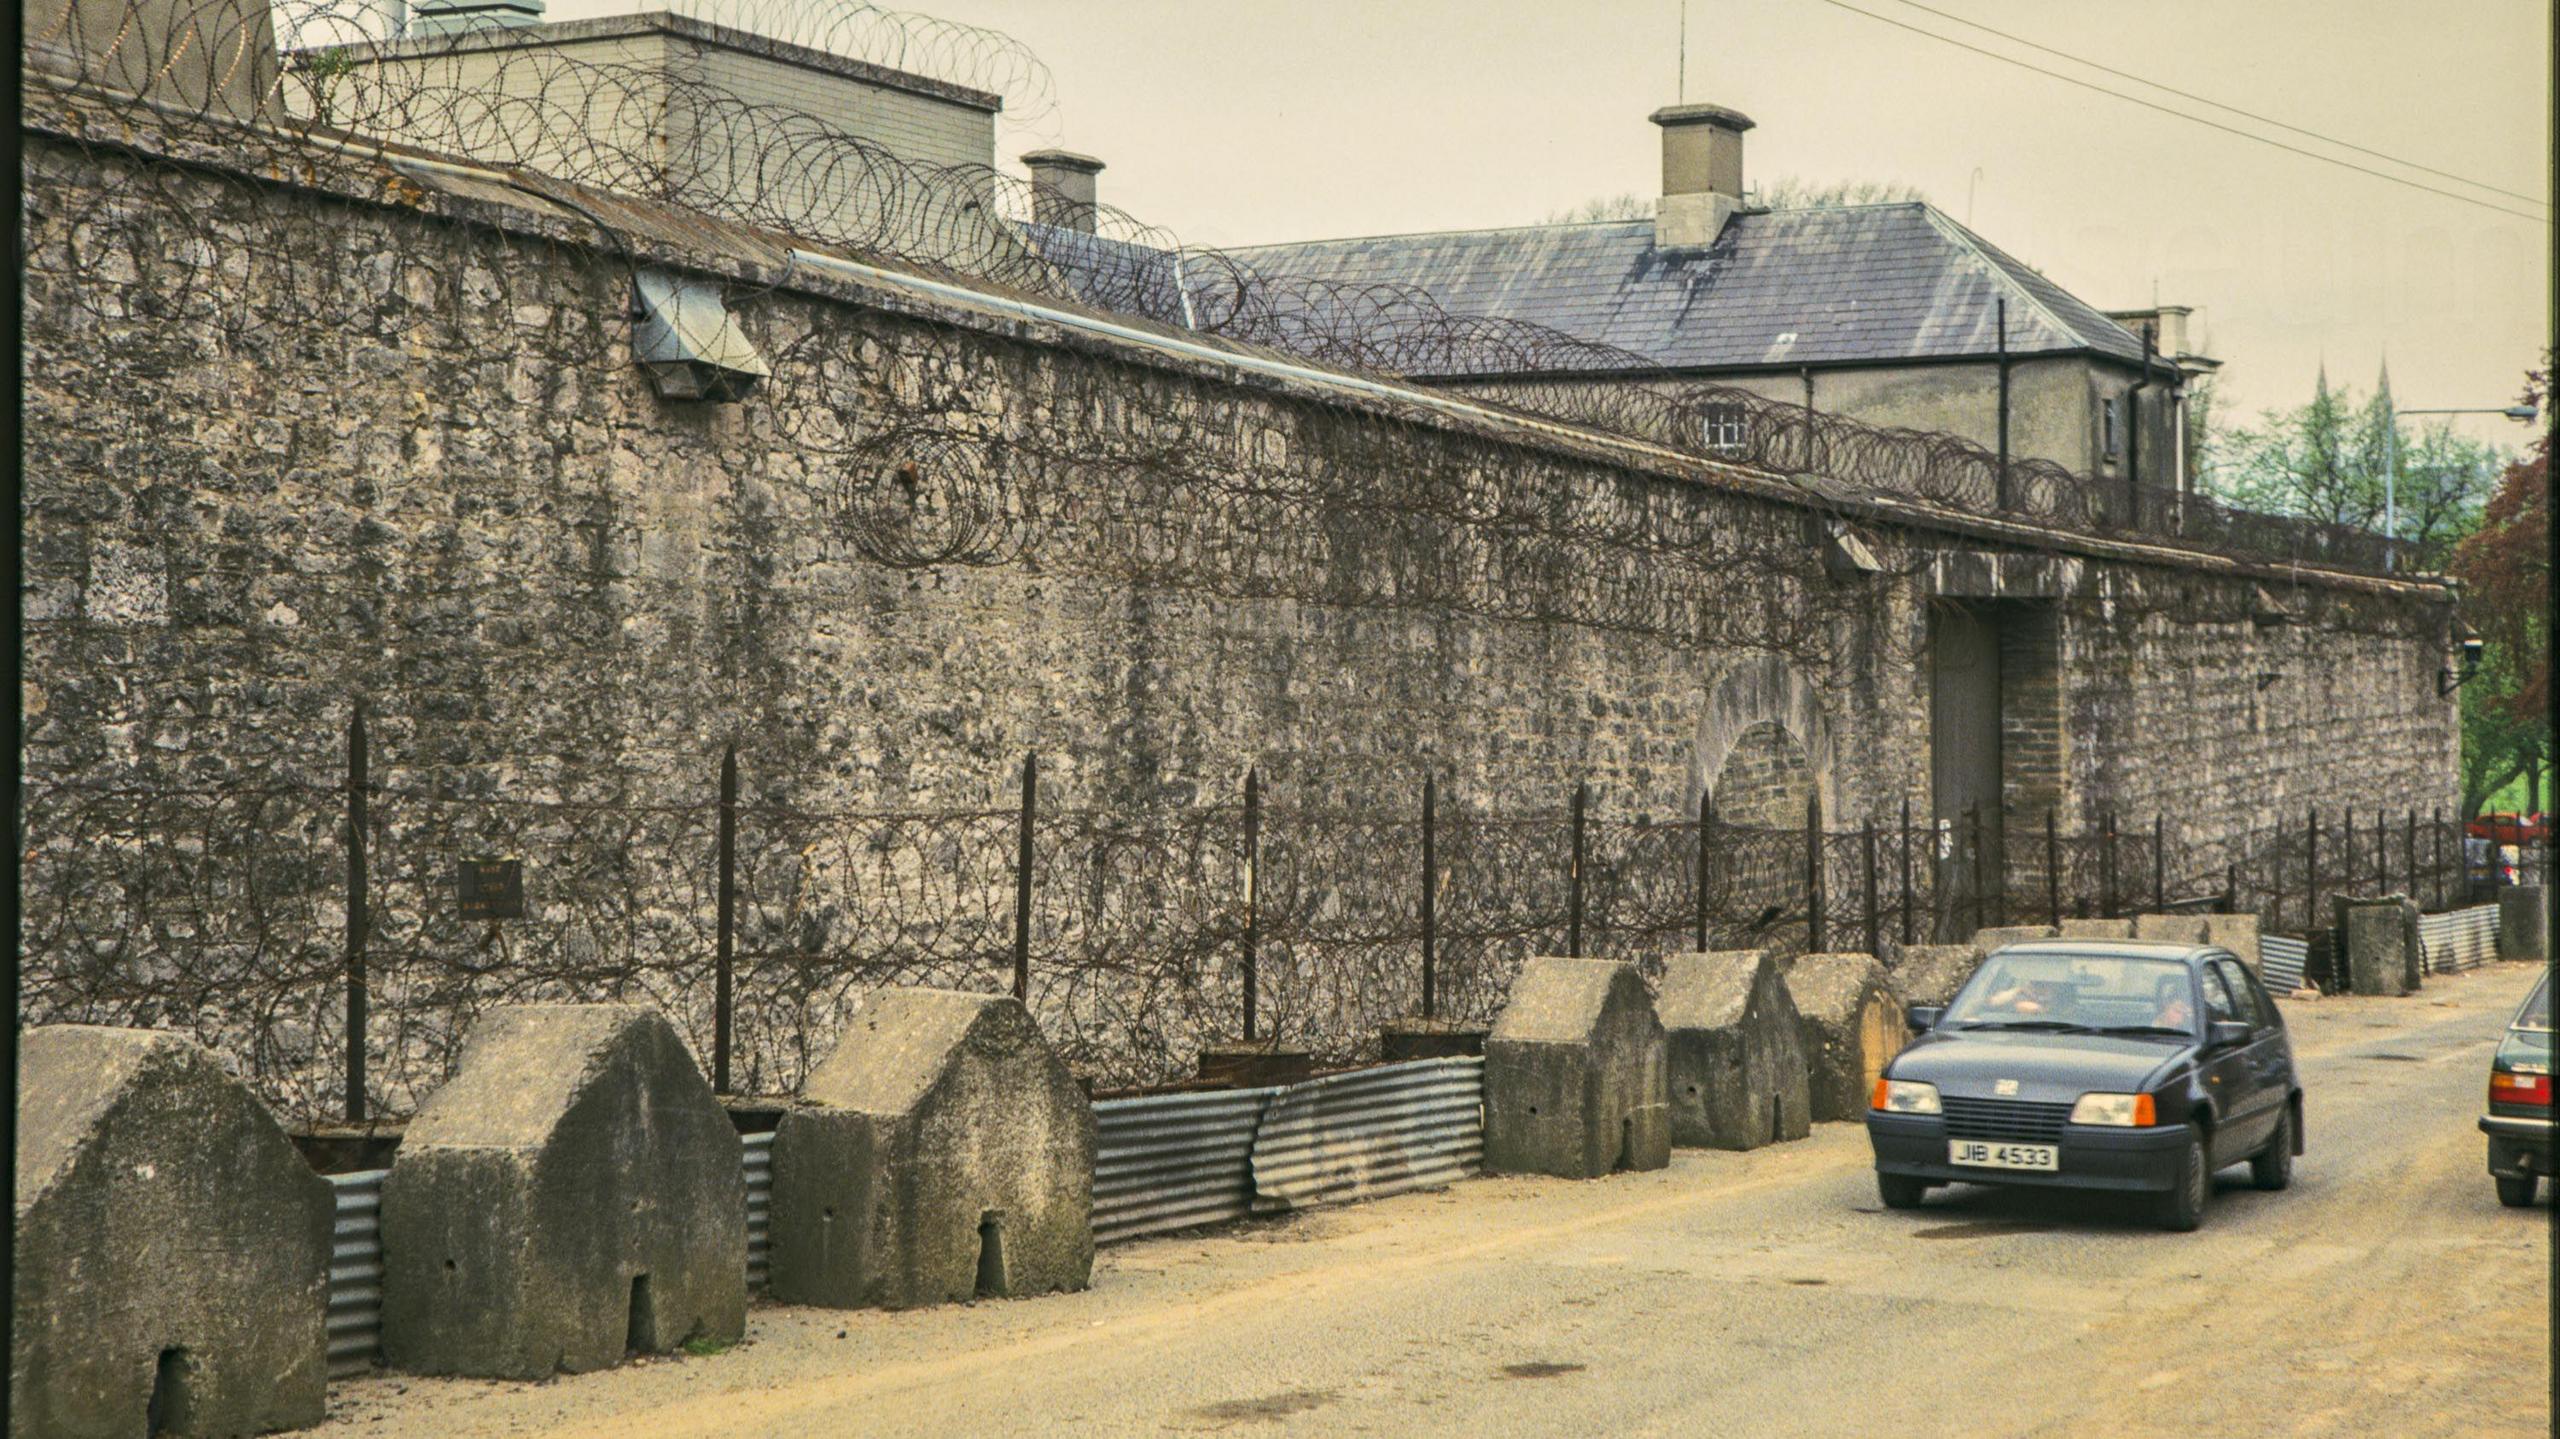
xmin=2490 ymin=1071 xmax=2551 ymax=1106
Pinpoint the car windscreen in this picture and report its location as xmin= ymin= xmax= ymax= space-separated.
xmin=2515 ymin=974 xmax=2551 ymax=1034
xmin=1942 ymin=953 xmax=2198 ymax=1034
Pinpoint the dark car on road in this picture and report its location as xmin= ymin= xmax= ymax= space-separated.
xmin=2481 ymin=970 xmax=2551 ymax=1207
xmin=1866 ymin=940 xmax=2302 ymax=1231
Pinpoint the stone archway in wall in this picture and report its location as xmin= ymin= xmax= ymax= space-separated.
xmin=1712 ymin=721 xmax=1815 ymax=827
xmin=1693 ymin=653 xmax=1838 ymax=821
xmin=1695 ymin=656 xmax=1835 ymax=952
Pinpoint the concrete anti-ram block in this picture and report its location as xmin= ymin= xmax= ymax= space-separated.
xmin=1970 ymin=925 xmax=2058 ymax=957
xmin=1485 ymin=958 xmax=1670 ymax=1178
xmin=2500 ymin=887 xmax=2548 ymax=961
xmin=381 ymin=1005 xmax=745 ymax=1379
xmin=2205 ymin=914 xmax=2262 ymax=973
xmin=1891 ymin=943 xmax=1984 ymax=1008
xmin=1789 ymin=953 xmax=1903 ymax=1122
xmin=772 ymin=988 xmax=1094 ymax=1309
xmin=13 ymin=1026 xmax=332 ymax=1439
xmin=2133 ymin=914 xmax=2210 ymax=945
xmin=1656 ymin=951 xmax=1811 ymax=1150
xmin=2342 ymin=898 xmax=2421 ymax=998
xmin=2057 ymin=918 xmax=2134 ymax=939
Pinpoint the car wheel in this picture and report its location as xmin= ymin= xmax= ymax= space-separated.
xmin=2157 ymin=1127 xmax=2209 ymax=1232
xmin=2249 ymin=1109 xmax=2293 ymax=1191
xmin=2495 ymin=1173 xmax=2538 ymax=1208
xmin=1877 ymin=1173 xmax=1928 ymax=1210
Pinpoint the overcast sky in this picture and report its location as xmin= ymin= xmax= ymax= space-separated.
xmin=562 ymin=0 xmax=2553 ymax=437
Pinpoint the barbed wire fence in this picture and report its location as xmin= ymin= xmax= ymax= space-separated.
xmin=18 ymin=723 xmax=2492 ymax=1126
xmin=20 ymin=0 xmax=2426 ymax=602
xmin=17 ymin=0 xmax=2480 ymax=1126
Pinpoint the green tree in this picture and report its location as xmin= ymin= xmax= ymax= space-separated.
xmin=2451 ymin=357 xmax=2551 ymax=817
xmin=2207 ymin=364 xmax=2512 ymax=570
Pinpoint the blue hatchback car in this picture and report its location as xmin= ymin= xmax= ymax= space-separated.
xmin=1866 ymin=940 xmax=2303 ymax=1231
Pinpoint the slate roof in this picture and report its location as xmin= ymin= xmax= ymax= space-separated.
xmin=1223 ymin=204 xmax=2151 ymax=377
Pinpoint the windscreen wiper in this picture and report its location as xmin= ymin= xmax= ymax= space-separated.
xmin=1959 ymin=1019 xmax=2097 ymax=1033
xmin=2091 ymin=1024 xmax=2194 ymax=1039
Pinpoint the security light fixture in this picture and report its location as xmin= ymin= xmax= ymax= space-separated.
xmin=2438 ymin=630 xmax=2485 ymax=697
xmin=632 ymin=268 xmax=769 ymax=403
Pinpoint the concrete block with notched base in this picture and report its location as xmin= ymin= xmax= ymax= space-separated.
xmin=1656 ymin=951 xmax=1811 ymax=1150
xmin=2204 ymin=914 xmax=2262 ymax=973
xmin=1788 ymin=953 xmax=1904 ymax=1122
xmin=12 ymin=1026 xmax=332 ymax=1439
xmin=772 ymin=989 xmax=1094 ymax=1309
xmin=2499 ymin=886 xmax=2547 ymax=962
xmin=381 ymin=1005 xmax=745 ymax=1380
xmin=1484 ymin=958 xmax=1670 ymax=1178
xmin=2057 ymin=918 xmax=2134 ymax=939
xmin=1970 ymin=925 xmax=2058 ymax=956
xmin=2341 ymin=897 xmax=2422 ymax=997
xmin=2133 ymin=914 xmax=2209 ymax=945
xmin=1891 ymin=943 xmax=1985 ymax=1008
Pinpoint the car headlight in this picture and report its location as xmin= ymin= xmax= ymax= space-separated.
xmin=2069 ymin=1092 xmax=2157 ymax=1127
xmin=1870 ymin=1078 xmax=1941 ymax=1114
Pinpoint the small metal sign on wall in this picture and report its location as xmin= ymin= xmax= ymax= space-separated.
xmin=456 ymin=859 xmax=524 ymax=921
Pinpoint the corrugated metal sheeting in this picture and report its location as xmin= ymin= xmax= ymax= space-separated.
xmin=322 ymin=1065 xmax=1489 ymax=1377
xmin=326 ymin=1169 xmax=387 ymax=1379
xmin=2260 ymin=903 xmax=2507 ymax=995
xmin=743 ymin=1130 xmax=773 ymax=1292
xmin=329 ymin=1132 xmax=775 ymax=1379
xmin=2262 ymin=936 xmax=2308 ymax=994
xmin=1250 ymin=1058 xmax=1483 ymax=1213
xmin=2421 ymin=905 xmax=2502 ymax=974
xmin=1091 ymin=1086 xmax=1281 ymax=1245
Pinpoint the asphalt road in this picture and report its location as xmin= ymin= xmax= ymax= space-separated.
xmin=319 ymin=961 xmax=2552 ymax=1439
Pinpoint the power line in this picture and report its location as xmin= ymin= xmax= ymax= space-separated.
xmin=1810 ymin=0 xmax=2552 ymax=224
xmin=1884 ymin=0 xmax=2546 ymax=208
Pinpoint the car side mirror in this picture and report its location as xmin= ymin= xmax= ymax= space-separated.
xmin=2208 ymin=1020 xmax=2251 ymax=1049
xmin=1907 ymin=1005 xmax=1943 ymax=1033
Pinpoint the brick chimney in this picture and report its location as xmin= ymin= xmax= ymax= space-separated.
xmin=1651 ymin=102 xmax=1754 ymax=249
xmin=1022 ymin=149 xmax=1105 ymax=234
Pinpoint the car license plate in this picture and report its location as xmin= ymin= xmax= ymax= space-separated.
xmin=1948 ymin=1140 xmax=2059 ymax=1171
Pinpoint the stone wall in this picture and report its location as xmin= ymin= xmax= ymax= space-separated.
xmin=15 ymin=108 xmax=2461 ymax=1102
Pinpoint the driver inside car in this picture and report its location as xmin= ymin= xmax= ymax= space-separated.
xmin=2152 ymin=975 xmax=2194 ymax=1029
xmin=1982 ymin=975 xmax=2066 ymax=1016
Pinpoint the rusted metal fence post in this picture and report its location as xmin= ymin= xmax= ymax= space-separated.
xmin=2433 ymin=806 xmax=2445 ymax=909
xmin=1898 ymin=797 xmax=1913 ymax=946
xmin=1807 ymin=792 xmax=1826 ymax=952
xmin=1694 ymin=788 xmax=1713 ymax=953
xmin=2153 ymin=814 xmax=2166 ymax=912
xmin=345 ymin=705 xmax=369 ymax=1125
xmin=2306 ymin=808 xmax=2320 ymax=937
xmin=1862 ymin=818 xmax=1880 ymax=958
xmin=1421 ymin=773 xmax=1437 ymax=1020
xmin=713 ymin=743 xmax=737 ymax=1095
xmin=1966 ymin=802 xmax=1985 ymax=932
xmin=1567 ymin=781 xmax=1588 ymax=958
xmin=2373 ymin=808 xmax=2386 ymax=895
xmin=1242 ymin=767 xmax=1261 ymax=1041
xmin=2404 ymin=809 xmax=2417 ymax=902
xmin=2102 ymin=810 xmax=2119 ymax=918
xmin=2048 ymin=798 xmax=2068 ymax=921
xmin=1011 ymin=752 xmax=1036 ymax=1003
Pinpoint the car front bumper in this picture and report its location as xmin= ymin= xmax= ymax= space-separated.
xmin=2479 ymin=1113 xmax=2554 ymax=1179
xmin=1867 ymin=1112 xmax=2190 ymax=1193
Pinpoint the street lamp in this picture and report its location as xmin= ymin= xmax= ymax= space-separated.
xmin=2382 ymin=401 xmax=2542 ymax=570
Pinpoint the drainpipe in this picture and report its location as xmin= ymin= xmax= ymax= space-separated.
xmin=1800 ymin=365 xmax=1814 ymax=454
xmin=1995 ymin=298 xmax=2010 ymax=509
xmin=2125 ymin=323 xmax=2154 ymax=528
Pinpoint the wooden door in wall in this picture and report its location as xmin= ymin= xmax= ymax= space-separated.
xmin=1930 ymin=603 xmax=2005 ymax=940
